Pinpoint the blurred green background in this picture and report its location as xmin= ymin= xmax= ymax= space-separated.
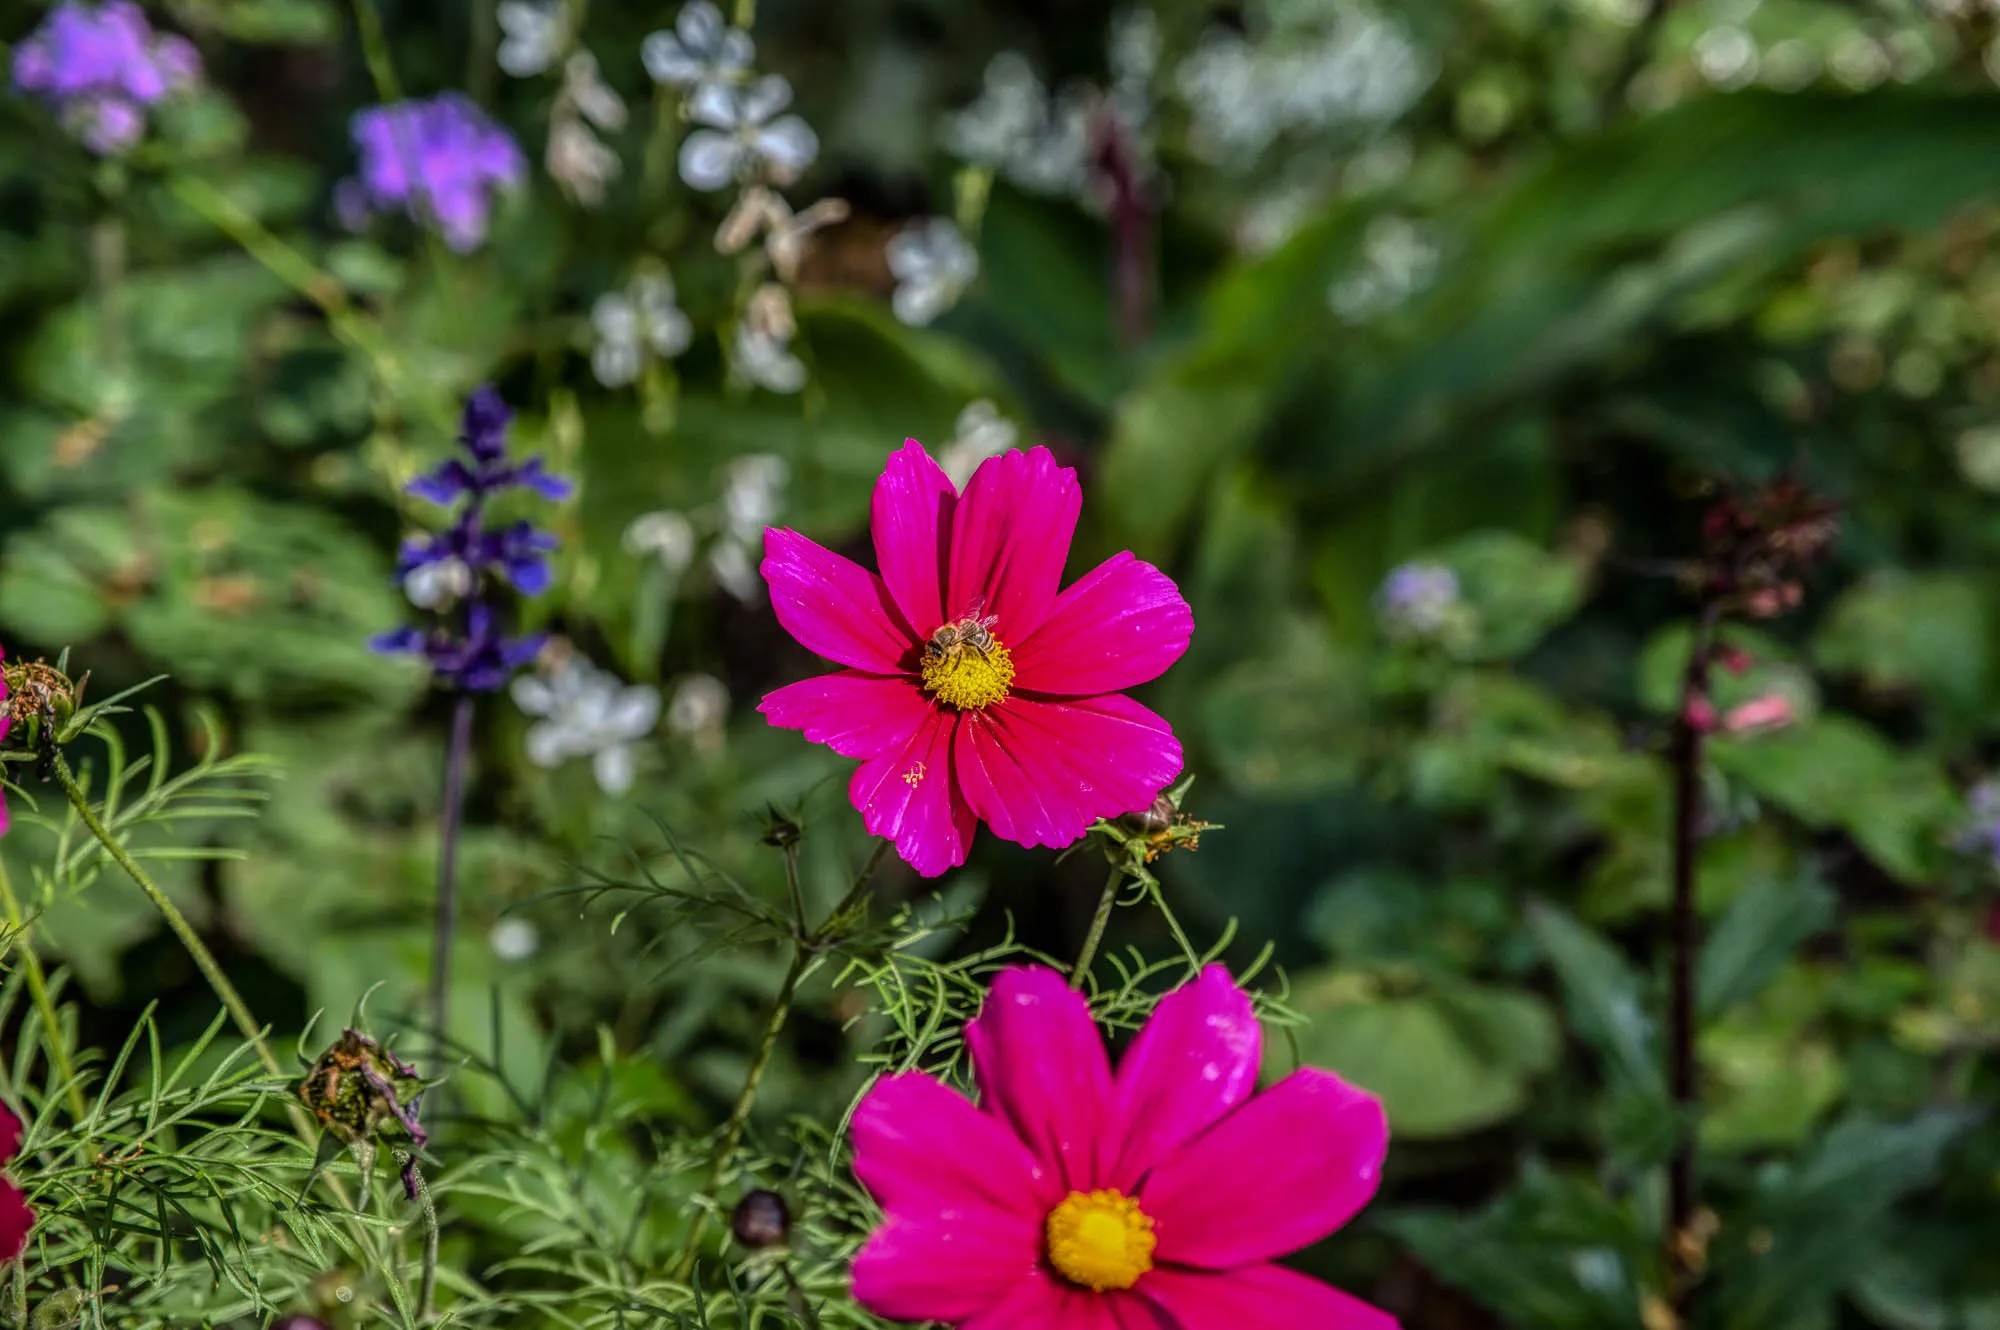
xmin=6 ymin=0 xmax=2000 ymax=1324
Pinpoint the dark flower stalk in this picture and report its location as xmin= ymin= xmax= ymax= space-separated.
xmin=1664 ymin=475 xmax=1838 ymax=1313
xmin=372 ymin=387 xmax=569 ymax=1069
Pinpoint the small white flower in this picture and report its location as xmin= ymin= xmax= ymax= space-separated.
xmin=721 ymin=453 xmax=790 ymax=540
xmin=887 ymin=217 xmax=979 ymax=326
xmin=709 ymin=536 xmax=762 ymax=601
xmin=937 ymin=400 xmax=1019 ymax=489
xmin=732 ymin=323 xmax=807 ymax=393
xmin=623 ymin=510 xmax=698 ymax=575
xmin=667 ymin=673 xmax=730 ymax=735
xmin=643 ymin=0 xmax=754 ymax=91
xmin=404 ymin=556 xmax=472 ymax=609
xmin=498 ymin=0 xmax=571 ymax=77
xmin=592 ymin=271 xmax=692 ymax=387
xmin=679 ymin=74 xmax=818 ymax=190
xmin=489 ymin=917 xmax=540 ymax=962
xmin=1328 ymin=215 xmax=1439 ymax=323
xmin=512 ymin=656 xmax=661 ymax=794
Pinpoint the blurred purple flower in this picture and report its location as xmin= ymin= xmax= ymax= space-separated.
xmin=371 ymin=388 xmax=567 ymax=693
xmin=1376 ymin=561 xmax=1461 ymax=640
xmin=337 ymin=94 xmax=525 ymax=252
xmin=11 ymin=1 xmax=200 ymax=155
xmin=1963 ymin=780 xmax=2000 ymax=869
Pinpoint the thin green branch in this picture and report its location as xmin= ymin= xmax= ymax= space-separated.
xmin=0 ymin=856 xmax=87 ymax=1120
xmin=1070 ymin=863 xmax=1125 ymax=991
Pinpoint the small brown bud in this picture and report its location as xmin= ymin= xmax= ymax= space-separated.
xmin=731 ymin=1189 xmax=791 ymax=1248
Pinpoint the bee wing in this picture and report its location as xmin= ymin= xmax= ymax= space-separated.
xmin=962 ymin=593 xmax=988 ymax=619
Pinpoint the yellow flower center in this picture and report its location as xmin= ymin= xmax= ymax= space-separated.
xmin=919 ymin=635 xmax=1014 ymax=710
xmin=1044 ymin=1189 xmax=1156 ymax=1292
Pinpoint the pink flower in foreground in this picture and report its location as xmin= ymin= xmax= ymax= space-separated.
xmin=0 ymin=1102 xmax=34 ymax=1263
xmin=850 ymin=965 xmax=1396 ymax=1329
xmin=759 ymin=441 xmax=1192 ymax=876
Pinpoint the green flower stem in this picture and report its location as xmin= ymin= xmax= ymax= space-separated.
xmin=0 ymin=858 xmax=87 ymax=1121
xmin=402 ymin=1154 xmax=442 ymax=1323
xmin=427 ymin=696 xmax=476 ymax=1073
xmin=673 ymin=839 xmax=893 ymax=1278
xmin=1070 ymin=863 xmax=1126 ymax=991
xmin=52 ymin=752 xmax=281 ymax=1081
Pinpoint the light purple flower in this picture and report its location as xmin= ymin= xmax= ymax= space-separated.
xmin=339 ymin=94 xmax=526 ymax=252
xmin=1376 ymin=561 xmax=1461 ymax=640
xmin=11 ymin=1 xmax=201 ymax=155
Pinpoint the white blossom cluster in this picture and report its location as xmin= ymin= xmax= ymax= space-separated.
xmin=622 ymin=452 xmax=790 ymax=605
xmin=497 ymin=1 xmax=628 ymax=204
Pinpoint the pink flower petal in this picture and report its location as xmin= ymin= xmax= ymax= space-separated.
xmin=954 ymin=694 xmax=1183 ymax=851
xmin=1108 ymin=966 xmax=1262 ymax=1192
xmin=0 ymin=1180 xmax=30 ymax=1264
xmin=872 ymin=439 xmax=958 ymax=636
xmin=947 ymin=446 xmax=1080 ymax=642
xmin=851 ymin=1208 xmax=1043 ymax=1324
xmin=1139 ymin=1265 xmax=1398 ymax=1330
xmin=852 ymin=1071 xmax=1055 ymax=1217
xmin=967 ymin=966 xmax=1116 ymax=1192
xmin=1140 ymin=1069 xmax=1387 ymax=1270
xmin=762 ymin=527 xmax=915 ymax=672
xmin=961 ymin=1273 xmax=1153 ymax=1330
xmin=760 ymin=671 xmax=930 ymax=760
xmin=848 ymin=706 xmax=976 ymax=876
xmin=1012 ymin=552 xmax=1193 ymax=697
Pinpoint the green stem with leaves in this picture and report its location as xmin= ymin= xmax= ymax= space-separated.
xmin=52 ymin=752 xmax=282 ymax=1081
xmin=402 ymin=1153 xmax=442 ymax=1323
xmin=673 ymin=839 xmax=892 ymax=1276
xmin=1071 ymin=864 xmax=1126 ymax=991
xmin=0 ymin=858 xmax=87 ymax=1121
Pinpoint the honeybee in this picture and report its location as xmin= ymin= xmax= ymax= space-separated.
xmin=924 ymin=597 xmax=1000 ymax=665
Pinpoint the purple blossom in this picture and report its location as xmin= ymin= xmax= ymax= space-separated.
xmin=1376 ymin=560 xmax=1462 ymax=640
xmin=371 ymin=388 xmax=568 ymax=693
xmin=11 ymin=1 xmax=200 ymax=156
xmin=337 ymin=95 xmax=526 ymax=252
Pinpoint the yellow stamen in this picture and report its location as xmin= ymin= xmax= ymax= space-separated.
xmin=920 ymin=641 xmax=1014 ymax=711
xmin=1045 ymin=1189 xmax=1156 ymax=1292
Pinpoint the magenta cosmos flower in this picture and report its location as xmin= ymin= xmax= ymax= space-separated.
xmin=850 ymin=965 xmax=1396 ymax=1328
xmin=759 ymin=441 xmax=1191 ymax=876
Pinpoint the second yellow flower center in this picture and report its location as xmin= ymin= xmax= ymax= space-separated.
xmin=919 ymin=631 xmax=1014 ymax=710
xmin=1044 ymin=1189 xmax=1156 ymax=1292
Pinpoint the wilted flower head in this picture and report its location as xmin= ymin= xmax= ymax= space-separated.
xmin=497 ymin=0 xmax=571 ymax=77
xmin=851 ymin=966 xmax=1392 ymax=1325
xmin=12 ymin=0 xmax=200 ymax=154
xmin=643 ymin=0 xmax=753 ymax=93
xmin=716 ymin=185 xmax=850 ymax=283
xmin=1376 ymin=561 xmax=1461 ymax=641
xmin=337 ymin=94 xmax=526 ymax=252
xmin=679 ymin=75 xmax=817 ymax=191
xmin=299 ymin=1030 xmax=426 ymax=1199
xmin=512 ymin=654 xmax=661 ymax=794
xmin=887 ymin=217 xmax=979 ymax=327
xmin=546 ymin=51 xmax=626 ymax=206
xmin=592 ymin=271 xmax=691 ymax=387
xmin=760 ymin=440 xmax=1191 ymax=875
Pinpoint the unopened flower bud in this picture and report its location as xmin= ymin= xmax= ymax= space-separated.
xmin=1684 ymin=696 xmax=1719 ymax=734
xmin=299 ymin=1030 xmax=427 ymax=1197
xmin=1121 ymin=794 xmax=1177 ymax=835
xmin=760 ymin=805 xmax=804 ymax=849
xmin=732 ymin=1189 xmax=791 ymax=1248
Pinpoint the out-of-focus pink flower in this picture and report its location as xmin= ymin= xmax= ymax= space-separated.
xmin=759 ymin=440 xmax=1192 ymax=876
xmin=0 ymin=1102 xmax=34 ymax=1263
xmin=850 ymin=965 xmax=1396 ymax=1328
xmin=1684 ymin=695 xmax=1720 ymax=734
xmin=1722 ymin=693 xmax=1795 ymax=735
